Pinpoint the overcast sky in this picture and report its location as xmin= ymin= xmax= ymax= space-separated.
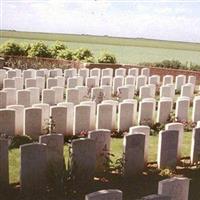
xmin=1 ymin=0 xmax=200 ymax=43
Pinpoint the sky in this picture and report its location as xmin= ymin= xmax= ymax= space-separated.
xmin=1 ymin=0 xmax=200 ymax=43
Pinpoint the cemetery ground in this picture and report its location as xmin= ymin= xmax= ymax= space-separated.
xmin=1 ymin=30 xmax=200 ymax=65
xmin=3 ymin=130 xmax=200 ymax=200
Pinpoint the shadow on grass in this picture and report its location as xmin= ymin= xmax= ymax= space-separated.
xmin=1 ymin=160 xmax=200 ymax=200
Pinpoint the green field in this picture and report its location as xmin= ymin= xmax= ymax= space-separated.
xmin=1 ymin=30 xmax=200 ymax=65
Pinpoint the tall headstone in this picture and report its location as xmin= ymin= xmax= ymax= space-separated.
xmin=88 ymin=129 xmax=111 ymax=172
xmin=71 ymin=138 xmax=96 ymax=181
xmin=20 ymin=143 xmax=47 ymax=193
xmin=124 ymin=133 xmax=145 ymax=176
xmin=157 ymin=130 xmax=179 ymax=169
xmin=165 ymin=122 xmax=184 ymax=159
xmin=66 ymin=88 xmax=80 ymax=105
xmin=42 ymin=89 xmax=56 ymax=106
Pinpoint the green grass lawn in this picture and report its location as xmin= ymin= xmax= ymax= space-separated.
xmin=1 ymin=30 xmax=200 ymax=65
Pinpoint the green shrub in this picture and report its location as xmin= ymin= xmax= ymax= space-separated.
xmin=50 ymin=41 xmax=67 ymax=58
xmin=98 ymin=52 xmax=117 ymax=64
xmin=21 ymin=43 xmax=31 ymax=56
xmin=0 ymin=41 xmax=25 ymax=56
xmin=9 ymin=135 xmax=33 ymax=149
xmin=57 ymin=49 xmax=74 ymax=60
xmin=28 ymin=41 xmax=52 ymax=58
xmin=73 ymin=48 xmax=94 ymax=61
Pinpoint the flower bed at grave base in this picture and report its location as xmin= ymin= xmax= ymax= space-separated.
xmin=2 ymin=55 xmax=84 ymax=70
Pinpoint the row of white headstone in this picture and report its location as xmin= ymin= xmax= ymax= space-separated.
xmin=85 ymin=176 xmax=190 ymax=200
xmin=1 ymin=95 xmax=200 ymax=138
xmin=0 ymin=127 xmax=193 ymax=199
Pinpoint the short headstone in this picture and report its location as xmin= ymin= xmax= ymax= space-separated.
xmin=74 ymin=105 xmax=93 ymax=135
xmin=17 ymin=90 xmax=31 ymax=107
xmin=25 ymin=78 xmax=36 ymax=88
xmin=101 ymin=76 xmax=112 ymax=86
xmin=80 ymin=101 xmax=96 ymax=130
xmin=102 ymin=68 xmax=113 ymax=77
xmin=0 ymin=108 xmax=16 ymax=136
xmin=175 ymin=75 xmax=186 ymax=91
xmin=162 ymin=75 xmax=173 ymax=85
xmin=141 ymin=68 xmax=150 ymax=78
xmin=3 ymin=88 xmax=17 ymax=106
xmin=52 ymin=86 xmax=64 ymax=104
xmin=139 ymin=85 xmax=151 ymax=99
xmin=47 ymin=78 xmax=58 ymax=89
xmin=51 ymin=106 xmax=73 ymax=135
xmin=27 ymin=87 xmax=40 ymax=105
xmin=7 ymin=105 xmax=24 ymax=135
xmin=91 ymin=87 xmax=104 ymax=104
xmin=24 ymin=107 xmax=43 ymax=140
xmin=157 ymin=98 xmax=173 ymax=123
xmin=67 ymin=76 xmax=83 ymax=88
xmin=124 ymin=133 xmax=145 ymax=176
xmin=86 ymin=76 xmax=100 ymax=88
xmin=3 ymin=78 xmax=15 ymax=88
xmin=42 ymin=89 xmax=56 ymax=106
xmin=71 ymin=138 xmax=96 ymax=181
xmin=188 ymin=75 xmax=196 ymax=85
xmin=118 ymin=102 xmax=136 ymax=132
xmin=85 ymin=189 xmax=122 ymax=200
xmin=157 ymin=130 xmax=179 ymax=169
xmin=138 ymin=100 xmax=155 ymax=125
xmin=149 ymin=75 xmax=160 ymax=85
xmin=32 ymin=103 xmax=50 ymax=133
xmin=76 ymin=86 xmax=89 ymax=102
xmin=101 ymin=85 xmax=112 ymax=100
xmin=90 ymin=68 xmax=101 ymax=78
xmin=175 ymin=97 xmax=190 ymax=121
xmin=0 ymin=91 xmax=7 ymax=108
xmin=136 ymin=75 xmax=147 ymax=90
xmin=97 ymin=103 xmax=116 ymax=131
xmin=181 ymin=83 xmax=194 ymax=99
xmin=66 ymin=88 xmax=80 ymax=105
xmin=128 ymin=68 xmax=139 ymax=76
xmin=158 ymin=177 xmax=190 ymax=200
xmin=115 ymin=68 xmax=126 ymax=77
xmin=113 ymin=76 xmax=124 ymax=94
xmin=78 ymin=68 xmax=89 ymax=84
xmin=14 ymin=77 xmax=23 ymax=90
xmin=125 ymin=75 xmax=135 ymax=85
xmin=20 ymin=143 xmax=47 ymax=193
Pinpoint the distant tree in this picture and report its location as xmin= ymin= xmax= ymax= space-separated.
xmin=28 ymin=41 xmax=52 ymax=58
xmin=0 ymin=41 xmax=25 ymax=56
xmin=98 ymin=52 xmax=117 ymax=64
xmin=50 ymin=41 xmax=68 ymax=58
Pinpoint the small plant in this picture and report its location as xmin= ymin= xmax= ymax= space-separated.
xmin=98 ymin=52 xmax=117 ymax=64
xmin=159 ymin=168 xmax=174 ymax=177
xmin=43 ymin=116 xmax=56 ymax=134
xmin=111 ymin=130 xmax=125 ymax=138
xmin=73 ymin=48 xmax=94 ymax=62
xmin=9 ymin=135 xmax=33 ymax=149
xmin=57 ymin=49 xmax=74 ymax=60
xmin=50 ymin=41 xmax=67 ymax=58
xmin=0 ymin=41 xmax=25 ymax=56
xmin=28 ymin=41 xmax=52 ymax=58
